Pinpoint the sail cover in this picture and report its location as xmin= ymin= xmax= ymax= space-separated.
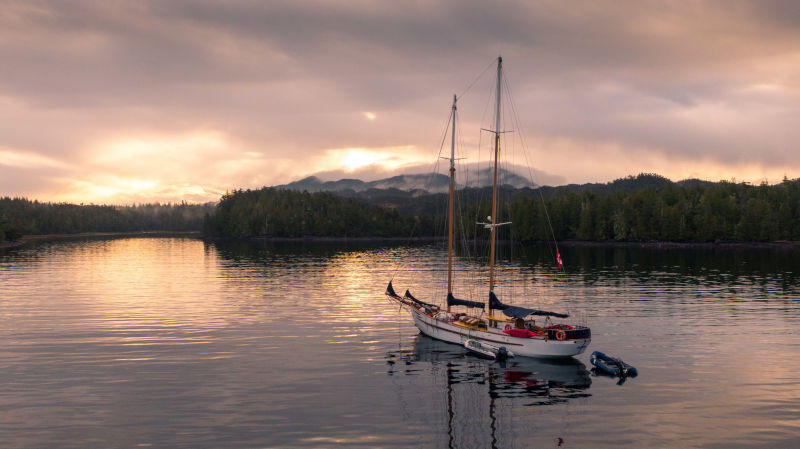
xmin=405 ymin=290 xmax=437 ymax=309
xmin=386 ymin=281 xmax=400 ymax=298
xmin=489 ymin=291 xmax=569 ymax=319
xmin=447 ymin=293 xmax=485 ymax=309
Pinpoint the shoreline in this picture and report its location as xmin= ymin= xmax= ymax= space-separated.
xmin=0 ymin=231 xmax=201 ymax=249
xmin=207 ymin=235 xmax=800 ymax=250
xmin=3 ymin=232 xmax=799 ymax=250
xmin=554 ymin=239 xmax=800 ymax=250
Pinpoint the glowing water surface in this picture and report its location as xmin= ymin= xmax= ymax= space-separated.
xmin=1 ymin=237 xmax=798 ymax=448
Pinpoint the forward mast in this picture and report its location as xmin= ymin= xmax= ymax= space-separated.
xmin=489 ymin=56 xmax=502 ymax=294
xmin=446 ymin=94 xmax=457 ymax=312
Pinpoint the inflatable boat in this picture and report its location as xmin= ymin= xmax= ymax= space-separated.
xmin=464 ymin=339 xmax=513 ymax=361
xmin=590 ymin=351 xmax=638 ymax=377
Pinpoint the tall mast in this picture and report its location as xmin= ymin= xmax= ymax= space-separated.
xmin=489 ymin=56 xmax=502 ymax=293
xmin=446 ymin=94 xmax=457 ymax=312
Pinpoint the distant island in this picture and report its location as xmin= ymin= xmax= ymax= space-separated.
xmin=3 ymin=173 xmax=800 ymax=245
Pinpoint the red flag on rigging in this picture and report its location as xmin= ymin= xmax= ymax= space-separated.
xmin=556 ymin=250 xmax=563 ymax=269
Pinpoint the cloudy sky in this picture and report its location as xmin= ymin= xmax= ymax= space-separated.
xmin=1 ymin=0 xmax=798 ymax=204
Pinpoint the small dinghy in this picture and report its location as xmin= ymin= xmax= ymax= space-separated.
xmin=464 ymin=339 xmax=513 ymax=361
xmin=590 ymin=351 xmax=638 ymax=378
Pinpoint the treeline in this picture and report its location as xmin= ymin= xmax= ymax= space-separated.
xmin=202 ymin=188 xmax=422 ymax=238
xmin=0 ymin=197 xmax=214 ymax=242
xmin=485 ymin=175 xmax=800 ymax=242
xmin=6 ymin=174 xmax=800 ymax=243
xmin=206 ymin=174 xmax=800 ymax=242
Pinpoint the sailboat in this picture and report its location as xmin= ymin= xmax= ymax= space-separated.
xmin=386 ymin=57 xmax=591 ymax=358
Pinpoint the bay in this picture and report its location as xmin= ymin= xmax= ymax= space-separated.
xmin=1 ymin=237 xmax=798 ymax=448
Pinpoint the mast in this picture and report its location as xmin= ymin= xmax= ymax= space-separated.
xmin=447 ymin=94 xmax=457 ymax=312
xmin=489 ymin=56 xmax=502 ymax=293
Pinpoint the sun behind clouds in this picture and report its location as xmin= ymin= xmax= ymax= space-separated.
xmin=341 ymin=149 xmax=383 ymax=172
xmin=320 ymin=147 xmax=427 ymax=175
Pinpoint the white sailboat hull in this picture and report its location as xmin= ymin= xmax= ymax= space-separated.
xmin=410 ymin=308 xmax=589 ymax=358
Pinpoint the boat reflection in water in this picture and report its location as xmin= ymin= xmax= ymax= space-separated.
xmin=386 ymin=335 xmax=591 ymax=448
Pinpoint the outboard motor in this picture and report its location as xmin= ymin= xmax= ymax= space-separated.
xmin=497 ymin=346 xmax=509 ymax=361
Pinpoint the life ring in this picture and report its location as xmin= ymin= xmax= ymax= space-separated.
xmin=504 ymin=324 xmax=512 ymax=331
xmin=546 ymin=324 xmax=574 ymax=331
xmin=556 ymin=330 xmax=567 ymax=341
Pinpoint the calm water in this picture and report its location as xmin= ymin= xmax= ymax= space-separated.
xmin=1 ymin=237 xmax=799 ymax=448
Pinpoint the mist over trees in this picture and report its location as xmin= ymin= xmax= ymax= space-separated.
xmin=204 ymin=174 xmax=800 ymax=242
xmin=3 ymin=174 xmax=800 ymax=243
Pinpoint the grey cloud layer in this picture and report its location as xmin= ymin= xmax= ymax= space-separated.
xmin=1 ymin=0 xmax=798 ymax=201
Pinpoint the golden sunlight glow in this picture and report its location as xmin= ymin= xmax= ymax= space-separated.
xmin=342 ymin=149 xmax=382 ymax=171
xmin=96 ymin=132 xmax=226 ymax=164
xmin=0 ymin=147 xmax=71 ymax=169
xmin=325 ymin=147 xmax=426 ymax=173
xmin=44 ymin=131 xmax=236 ymax=203
xmin=73 ymin=238 xmax=230 ymax=330
xmin=530 ymin=136 xmax=799 ymax=185
xmin=364 ymin=112 xmax=376 ymax=121
xmin=64 ymin=177 xmax=159 ymax=202
xmin=49 ymin=177 xmax=219 ymax=204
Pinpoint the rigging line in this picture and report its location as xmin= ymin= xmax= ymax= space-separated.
xmin=493 ymin=68 xmax=521 ymax=302
xmin=455 ymin=117 xmax=485 ymax=303
xmin=498 ymin=95 xmax=541 ymax=307
xmin=452 ymin=117 xmax=466 ymax=299
xmin=466 ymin=72 xmax=497 ymax=281
xmin=498 ymin=143 xmax=518 ymax=303
xmin=503 ymin=73 xmax=562 ymax=274
xmin=457 ymin=189 xmax=479 ymax=302
xmin=434 ymin=103 xmax=462 ymax=304
xmin=457 ymin=58 xmax=497 ymax=101
xmin=455 ymin=176 xmax=480 ymax=303
xmin=424 ymin=102 xmax=455 ymax=193
xmin=390 ymin=107 xmax=454 ymax=282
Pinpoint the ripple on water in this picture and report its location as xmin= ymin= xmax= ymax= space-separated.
xmin=1 ymin=238 xmax=799 ymax=448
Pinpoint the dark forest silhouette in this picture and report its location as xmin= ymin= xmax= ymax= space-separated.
xmin=3 ymin=174 xmax=799 ymax=243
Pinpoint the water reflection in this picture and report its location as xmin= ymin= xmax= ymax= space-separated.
xmin=2 ymin=238 xmax=799 ymax=448
xmin=388 ymin=335 xmax=591 ymax=401
xmin=386 ymin=335 xmax=591 ymax=448
xmin=209 ymin=239 xmax=409 ymax=264
xmin=518 ymin=244 xmax=800 ymax=294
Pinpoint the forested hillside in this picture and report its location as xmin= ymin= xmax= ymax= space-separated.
xmin=202 ymin=188 xmax=424 ymax=238
xmin=4 ymin=174 xmax=800 ymax=243
xmin=206 ymin=175 xmax=800 ymax=242
xmin=492 ymin=176 xmax=800 ymax=241
xmin=0 ymin=198 xmax=213 ymax=242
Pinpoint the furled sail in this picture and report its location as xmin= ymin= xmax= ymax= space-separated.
xmin=386 ymin=281 xmax=401 ymax=298
xmin=404 ymin=289 xmax=437 ymax=309
xmin=447 ymin=293 xmax=485 ymax=309
xmin=489 ymin=291 xmax=569 ymax=319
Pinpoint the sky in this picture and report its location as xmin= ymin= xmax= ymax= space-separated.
xmin=1 ymin=0 xmax=799 ymax=204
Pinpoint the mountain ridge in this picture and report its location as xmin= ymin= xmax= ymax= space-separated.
xmin=276 ymin=167 xmax=536 ymax=193
xmin=272 ymin=173 xmax=720 ymax=218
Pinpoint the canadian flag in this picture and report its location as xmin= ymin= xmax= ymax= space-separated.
xmin=556 ymin=249 xmax=563 ymax=269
